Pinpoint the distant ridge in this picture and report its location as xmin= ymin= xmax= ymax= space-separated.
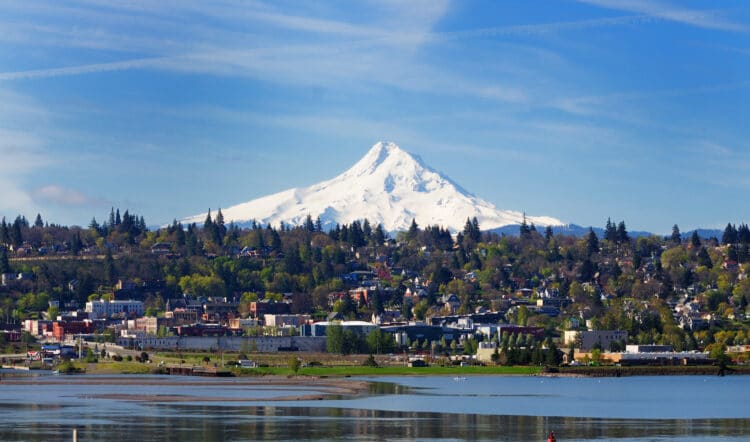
xmin=181 ymin=141 xmax=564 ymax=233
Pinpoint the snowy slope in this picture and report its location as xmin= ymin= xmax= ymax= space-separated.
xmin=181 ymin=141 xmax=564 ymax=232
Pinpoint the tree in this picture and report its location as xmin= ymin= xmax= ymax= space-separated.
xmin=0 ymin=218 xmax=9 ymax=245
xmin=616 ymin=221 xmax=629 ymax=244
xmin=326 ymin=323 xmax=345 ymax=354
xmin=691 ymin=231 xmax=701 ymax=248
xmin=586 ymin=228 xmax=599 ymax=256
xmin=34 ymin=213 xmax=44 ymax=228
xmin=288 ymin=356 xmax=301 ymax=375
xmin=407 ymin=219 xmax=419 ymax=241
xmin=103 ymin=248 xmax=116 ymax=285
xmin=516 ymin=305 xmax=529 ymax=326
xmin=0 ymin=248 xmax=10 ymax=273
xmin=710 ymin=344 xmax=730 ymax=372
xmin=604 ymin=217 xmax=617 ymax=242
xmin=10 ymin=216 xmax=23 ymax=246
xmin=671 ymin=224 xmax=681 ymax=244
xmin=697 ymin=247 xmax=713 ymax=268
xmin=519 ymin=214 xmax=531 ymax=239
xmin=366 ymin=328 xmax=394 ymax=354
xmin=722 ymin=223 xmax=737 ymax=246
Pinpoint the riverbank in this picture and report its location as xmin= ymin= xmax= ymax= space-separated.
xmin=548 ymin=364 xmax=750 ymax=377
xmin=1 ymin=374 xmax=373 ymax=402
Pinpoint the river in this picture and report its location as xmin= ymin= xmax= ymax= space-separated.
xmin=1 ymin=373 xmax=748 ymax=441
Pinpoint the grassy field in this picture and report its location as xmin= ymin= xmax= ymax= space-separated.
xmin=78 ymin=352 xmax=542 ymax=377
xmin=234 ymin=365 xmax=541 ymax=377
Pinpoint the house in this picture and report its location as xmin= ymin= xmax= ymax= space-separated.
xmin=151 ymin=242 xmax=172 ymax=255
xmin=440 ymin=294 xmax=460 ymax=313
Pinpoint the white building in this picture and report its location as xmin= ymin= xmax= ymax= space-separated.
xmin=86 ymin=299 xmax=144 ymax=319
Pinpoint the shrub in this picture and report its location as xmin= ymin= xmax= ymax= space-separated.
xmin=362 ymin=354 xmax=378 ymax=367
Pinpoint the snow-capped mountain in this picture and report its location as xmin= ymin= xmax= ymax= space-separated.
xmin=181 ymin=141 xmax=564 ymax=233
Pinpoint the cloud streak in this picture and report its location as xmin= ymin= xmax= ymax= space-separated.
xmin=31 ymin=185 xmax=107 ymax=207
xmin=578 ymin=0 xmax=748 ymax=32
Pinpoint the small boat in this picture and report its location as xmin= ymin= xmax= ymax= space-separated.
xmin=453 ymin=376 xmax=467 ymax=381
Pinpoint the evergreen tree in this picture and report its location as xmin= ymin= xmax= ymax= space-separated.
xmin=407 ymin=218 xmax=419 ymax=240
xmin=604 ymin=217 xmax=617 ymax=242
xmin=519 ymin=214 xmax=531 ymax=238
xmin=204 ymin=209 xmax=213 ymax=230
xmin=362 ymin=219 xmax=372 ymax=242
xmin=0 ymin=218 xmax=9 ymax=245
xmin=739 ymin=224 xmax=750 ymax=244
xmin=472 ymin=217 xmax=481 ymax=241
xmin=544 ymin=225 xmax=554 ymax=243
xmin=691 ymin=231 xmax=701 ymax=248
xmin=270 ymin=227 xmax=282 ymax=250
xmin=728 ymin=245 xmax=739 ymax=263
xmin=616 ymin=221 xmax=629 ymax=244
xmin=103 ymin=248 xmax=116 ymax=285
xmin=115 ymin=208 xmax=121 ymax=225
xmin=175 ymin=223 xmax=186 ymax=246
xmin=722 ymin=223 xmax=737 ymax=245
xmin=373 ymin=224 xmax=386 ymax=246
xmin=314 ymin=217 xmax=323 ymax=232
xmin=71 ymin=232 xmax=82 ymax=256
xmin=304 ymin=215 xmax=315 ymax=232
xmin=34 ymin=213 xmax=44 ymax=228
xmin=0 ymin=247 xmax=10 ymax=273
xmin=11 ymin=216 xmax=23 ymax=246
xmin=89 ymin=218 xmax=101 ymax=236
xmin=671 ymin=224 xmax=681 ymax=244
xmin=586 ymin=228 xmax=599 ymax=256
xmin=215 ymin=209 xmax=226 ymax=243
xmin=108 ymin=208 xmax=116 ymax=228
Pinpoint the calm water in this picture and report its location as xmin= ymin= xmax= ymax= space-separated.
xmin=1 ymin=373 xmax=749 ymax=441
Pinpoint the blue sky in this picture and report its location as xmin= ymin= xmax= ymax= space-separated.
xmin=0 ymin=0 xmax=748 ymax=234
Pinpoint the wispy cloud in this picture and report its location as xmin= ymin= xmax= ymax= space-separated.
xmin=0 ymin=57 xmax=166 ymax=81
xmin=436 ymin=14 xmax=658 ymax=41
xmin=31 ymin=185 xmax=107 ymax=207
xmin=578 ymin=0 xmax=748 ymax=32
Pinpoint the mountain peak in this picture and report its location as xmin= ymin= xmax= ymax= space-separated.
xmin=348 ymin=141 xmax=418 ymax=177
xmin=181 ymin=141 xmax=564 ymax=232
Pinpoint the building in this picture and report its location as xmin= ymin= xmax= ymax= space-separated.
xmin=264 ymin=314 xmax=310 ymax=328
xmin=124 ymin=317 xmax=168 ymax=335
xmin=24 ymin=319 xmax=53 ymax=338
xmin=306 ymin=321 xmax=378 ymax=337
xmin=249 ymin=300 xmax=290 ymax=318
xmin=85 ymin=299 xmax=144 ymax=319
xmin=165 ymin=308 xmax=199 ymax=325
xmin=52 ymin=320 xmax=96 ymax=341
xmin=476 ymin=341 xmax=499 ymax=362
xmin=563 ymin=330 xmax=628 ymax=351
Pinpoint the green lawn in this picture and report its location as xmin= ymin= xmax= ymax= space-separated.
xmin=236 ymin=365 xmax=541 ymax=377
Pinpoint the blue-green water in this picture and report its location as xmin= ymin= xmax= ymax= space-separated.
xmin=1 ymin=373 xmax=749 ymax=441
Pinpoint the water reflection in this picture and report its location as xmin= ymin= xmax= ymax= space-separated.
xmin=2 ymin=404 xmax=750 ymax=441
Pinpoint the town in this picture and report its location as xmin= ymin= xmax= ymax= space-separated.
xmin=1 ymin=210 xmax=749 ymax=373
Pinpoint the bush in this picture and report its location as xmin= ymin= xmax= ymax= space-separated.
xmin=111 ymin=354 xmax=123 ymax=362
xmin=126 ymin=355 xmax=133 ymax=362
xmin=362 ymin=354 xmax=378 ymax=367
